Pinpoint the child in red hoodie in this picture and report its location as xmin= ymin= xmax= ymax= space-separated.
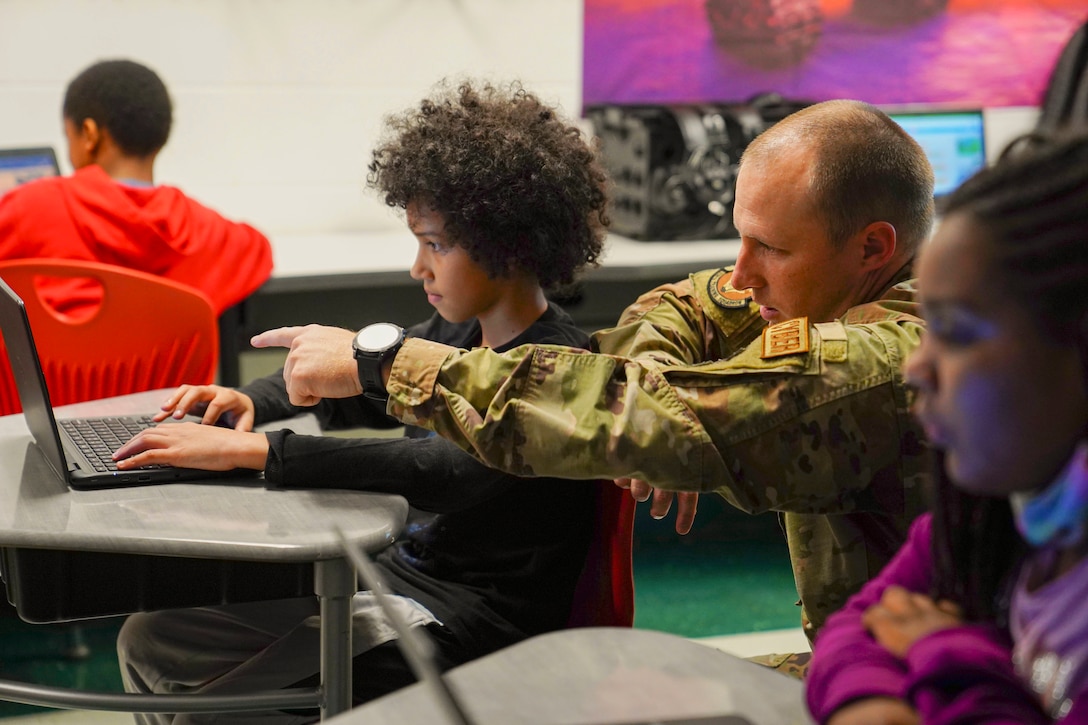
xmin=0 ymin=59 xmax=272 ymax=319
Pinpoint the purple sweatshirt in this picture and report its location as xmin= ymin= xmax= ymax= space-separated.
xmin=806 ymin=513 xmax=1088 ymax=724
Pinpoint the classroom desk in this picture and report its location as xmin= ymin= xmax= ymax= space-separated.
xmin=0 ymin=389 xmax=409 ymax=720
xmin=219 ymin=231 xmax=741 ymax=385
xmin=329 ymin=626 xmax=815 ymax=725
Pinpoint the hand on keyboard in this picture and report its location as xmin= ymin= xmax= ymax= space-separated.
xmin=154 ymin=384 xmax=256 ymax=431
xmin=113 ymin=421 xmax=270 ymax=472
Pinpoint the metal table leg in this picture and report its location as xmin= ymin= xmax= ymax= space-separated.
xmin=315 ymin=557 xmax=356 ymax=720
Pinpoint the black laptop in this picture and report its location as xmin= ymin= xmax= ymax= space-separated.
xmin=0 ymin=277 xmax=261 ymax=490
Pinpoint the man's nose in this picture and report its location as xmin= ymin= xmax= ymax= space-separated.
xmin=730 ymin=240 xmax=759 ymax=290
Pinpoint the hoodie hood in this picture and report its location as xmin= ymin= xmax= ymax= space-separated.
xmin=62 ymin=165 xmax=188 ymax=272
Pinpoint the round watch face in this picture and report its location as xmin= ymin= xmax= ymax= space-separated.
xmin=354 ymin=322 xmax=403 ymax=352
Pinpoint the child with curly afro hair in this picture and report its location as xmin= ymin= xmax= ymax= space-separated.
xmin=113 ymin=78 xmax=618 ymax=725
xmin=367 ymin=78 xmax=609 ymax=290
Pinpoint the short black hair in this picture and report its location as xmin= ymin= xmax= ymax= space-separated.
xmin=63 ymin=59 xmax=173 ymax=157
xmin=366 ymin=79 xmax=610 ymax=289
xmin=743 ymin=100 xmax=935 ymax=254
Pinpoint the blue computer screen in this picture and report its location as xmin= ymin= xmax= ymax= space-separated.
xmin=0 ymin=148 xmax=60 ymax=195
xmin=888 ymin=111 xmax=986 ymax=198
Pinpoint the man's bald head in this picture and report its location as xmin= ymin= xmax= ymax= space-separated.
xmin=741 ymin=100 xmax=935 ymax=256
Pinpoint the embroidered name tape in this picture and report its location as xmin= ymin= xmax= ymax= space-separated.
xmin=707 ymin=268 xmax=752 ymax=309
xmin=761 ymin=316 xmax=810 ymax=359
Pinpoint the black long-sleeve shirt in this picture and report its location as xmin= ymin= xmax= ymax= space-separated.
xmin=242 ymin=304 xmax=596 ymax=659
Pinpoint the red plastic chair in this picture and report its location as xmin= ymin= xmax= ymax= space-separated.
xmin=0 ymin=258 xmax=218 ymax=415
xmin=566 ymin=481 xmax=636 ymax=628
xmin=0 ymin=259 xmax=220 ymax=658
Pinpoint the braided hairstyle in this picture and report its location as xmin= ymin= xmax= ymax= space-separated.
xmin=930 ymin=129 xmax=1088 ymax=622
xmin=366 ymin=78 xmax=610 ymax=289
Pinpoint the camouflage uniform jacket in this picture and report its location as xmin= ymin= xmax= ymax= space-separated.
xmin=387 ymin=264 xmax=930 ymax=636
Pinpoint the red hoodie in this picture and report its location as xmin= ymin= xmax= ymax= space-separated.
xmin=0 ymin=165 xmax=273 ymax=316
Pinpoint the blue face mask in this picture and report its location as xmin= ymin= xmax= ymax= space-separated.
xmin=1010 ymin=441 xmax=1088 ymax=548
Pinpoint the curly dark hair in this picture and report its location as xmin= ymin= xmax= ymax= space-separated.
xmin=366 ymin=79 xmax=610 ymax=289
xmin=62 ymin=59 xmax=172 ymax=157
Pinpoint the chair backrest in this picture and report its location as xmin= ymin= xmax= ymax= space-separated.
xmin=566 ymin=481 xmax=636 ymax=628
xmin=0 ymin=259 xmax=218 ymax=415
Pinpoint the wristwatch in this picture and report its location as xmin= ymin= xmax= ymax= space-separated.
xmin=352 ymin=322 xmax=407 ymax=402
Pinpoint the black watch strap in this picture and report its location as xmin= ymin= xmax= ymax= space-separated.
xmin=358 ymin=352 xmax=390 ymax=403
xmin=353 ymin=323 xmax=406 ymax=403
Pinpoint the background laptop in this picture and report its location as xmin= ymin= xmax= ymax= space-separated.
xmin=887 ymin=109 xmax=987 ymax=199
xmin=0 ymin=277 xmax=259 ymax=490
xmin=0 ymin=146 xmax=60 ymax=196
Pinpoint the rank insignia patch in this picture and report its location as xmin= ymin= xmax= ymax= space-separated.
xmin=707 ymin=268 xmax=753 ymax=309
xmin=761 ymin=317 xmax=810 ymax=359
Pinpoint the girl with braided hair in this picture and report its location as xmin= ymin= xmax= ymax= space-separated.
xmin=806 ymin=130 xmax=1088 ymax=724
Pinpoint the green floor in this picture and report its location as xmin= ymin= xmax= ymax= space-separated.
xmin=0 ymin=497 xmax=798 ymax=719
xmin=630 ymin=495 xmax=798 ymax=636
xmin=0 ymin=614 xmax=126 ymax=719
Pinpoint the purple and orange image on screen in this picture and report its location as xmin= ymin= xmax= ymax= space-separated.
xmin=583 ymin=0 xmax=1088 ymax=108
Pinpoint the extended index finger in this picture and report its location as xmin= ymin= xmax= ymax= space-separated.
xmin=250 ymin=326 xmax=307 ymax=350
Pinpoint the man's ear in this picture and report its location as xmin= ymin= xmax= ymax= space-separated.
xmin=858 ymin=221 xmax=897 ymax=271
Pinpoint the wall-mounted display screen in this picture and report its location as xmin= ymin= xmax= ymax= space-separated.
xmin=583 ymin=1 xmax=1086 ymax=111
xmin=888 ymin=110 xmax=986 ymax=197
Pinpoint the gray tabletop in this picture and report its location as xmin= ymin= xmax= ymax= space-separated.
xmin=334 ymin=626 xmax=815 ymax=725
xmin=0 ymin=389 xmax=408 ymax=561
xmin=0 ymin=389 xmax=409 ymax=718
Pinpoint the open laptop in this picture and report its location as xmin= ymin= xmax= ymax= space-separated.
xmin=0 ymin=146 xmax=60 ymax=195
xmin=336 ymin=528 xmax=754 ymax=725
xmin=0 ymin=277 xmax=259 ymax=490
xmin=887 ymin=109 xmax=986 ymax=199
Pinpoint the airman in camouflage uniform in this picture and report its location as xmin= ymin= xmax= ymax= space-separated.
xmin=263 ymin=99 xmax=937 ymax=647
xmin=386 ymin=263 xmax=928 ymax=636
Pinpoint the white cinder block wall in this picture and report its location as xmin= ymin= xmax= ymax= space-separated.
xmin=0 ymin=0 xmax=584 ymax=237
xmin=0 ymin=0 xmax=1036 ymax=243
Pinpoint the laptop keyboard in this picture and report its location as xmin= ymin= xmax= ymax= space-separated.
xmin=59 ymin=416 xmax=159 ymax=472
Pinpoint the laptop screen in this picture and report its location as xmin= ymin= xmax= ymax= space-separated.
xmin=887 ymin=110 xmax=986 ymax=198
xmin=0 ymin=277 xmax=72 ymax=483
xmin=0 ymin=147 xmax=61 ymax=196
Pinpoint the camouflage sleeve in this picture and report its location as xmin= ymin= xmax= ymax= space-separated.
xmin=591 ymin=279 xmax=710 ymax=365
xmin=669 ymin=317 xmax=927 ymax=514
xmin=591 ymin=270 xmax=765 ymax=365
xmin=386 ymin=336 xmax=730 ymax=492
xmin=386 ymin=315 xmax=925 ymax=515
